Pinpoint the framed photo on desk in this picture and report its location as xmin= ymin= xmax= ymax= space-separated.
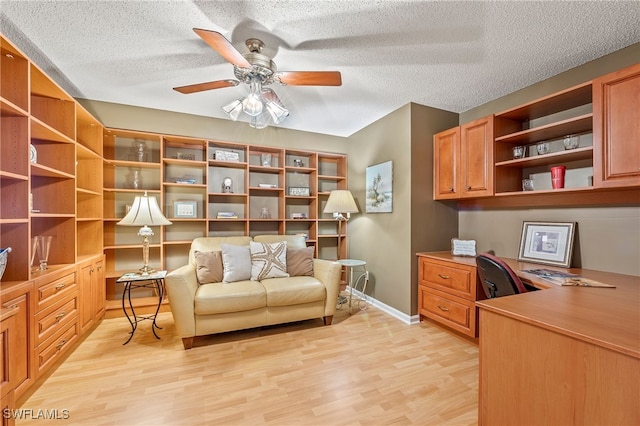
xmin=518 ymin=221 xmax=576 ymax=267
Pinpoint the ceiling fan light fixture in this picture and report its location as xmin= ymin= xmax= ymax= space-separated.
xmin=222 ymin=99 xmax=243 ymax=121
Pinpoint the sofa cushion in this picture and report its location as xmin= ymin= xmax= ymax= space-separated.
xmin=194 ymin=280 xmax=266 ymax=315
xmin=221 ymin=244 xmax=252 ymax=282
xmin=250 ymin=241 xmax=289 ymax=281
xmin=286 ymin=247 xmax=315 ymax=277
xmin=194 ymin=250 xmax=223 ymax=284
xmin=262 ymin=276 xmax=326 ymax=307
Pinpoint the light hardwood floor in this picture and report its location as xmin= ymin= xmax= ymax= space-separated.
xmin=17 ymin=306 xmax=479 ymax=426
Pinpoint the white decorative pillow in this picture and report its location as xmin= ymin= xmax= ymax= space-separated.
xmin=221 ymin=244 xmax=252 ymax=282
xmin=250 ymin=241 xmax=289 ymax=281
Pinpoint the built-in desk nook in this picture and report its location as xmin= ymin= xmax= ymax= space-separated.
xmin=417 ymin=251 xmax=640 ymax=425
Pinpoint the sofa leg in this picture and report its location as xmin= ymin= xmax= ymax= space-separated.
xmin=182 ymin=337 xmax=194 ymax=350
xmin=323 ymin=315 xmax=333 ymax=325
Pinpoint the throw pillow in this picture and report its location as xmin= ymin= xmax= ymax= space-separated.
xmin=287 ymin=246 xmax=315 ymax=277
xmin=193 ymin=250 xmax=223 ymax=284
xmin=221 ymin=244 xmax=252 ymax=282
xmin=249 ymin=241 xmax=289 ymax=281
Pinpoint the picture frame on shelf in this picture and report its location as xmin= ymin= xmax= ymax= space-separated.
xmin=173 ymin=201 xmax=198 ymax=218
xmin=288 ymin=187 xmax=310 ymax=196
xmin=518 ymin=221 xmax=576 ymax=268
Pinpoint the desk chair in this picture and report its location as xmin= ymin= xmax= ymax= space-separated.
xmin=476 ymin=253 xmax=528 ymax=298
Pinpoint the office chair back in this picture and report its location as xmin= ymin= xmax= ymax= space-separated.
xmin=476 ymin=253 xmax=528 ymax=298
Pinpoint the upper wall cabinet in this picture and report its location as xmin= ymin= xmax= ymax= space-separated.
xmin=433 ymin=115 xmax=493 ymax=200
xmin=593 ymin=63 xmax=640 ymax=188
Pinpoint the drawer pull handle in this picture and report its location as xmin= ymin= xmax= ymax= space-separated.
xmin=55 ymin=283 xmax=66 ymax=290
xmin=438 ymin=274 xmax=450 ymax=279
xmin=56 ymin=339 xmax=67 ymax=350
xmin=55 ymin=311 xmax=66 ymax=320
xmin=437 ymin=305 xmax=449 ymax=312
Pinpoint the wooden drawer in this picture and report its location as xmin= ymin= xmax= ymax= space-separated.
xmin=419 ymin=286 xmax=477 ymax=337
xmin=35 ymin=322 xmax=78 ymax=378
xmin=34 ymin=294 xmax=78 ymax=347
xmin=36 ymin=271 xmax=77 ymax=312
xmin=419 ymin=257 xmax=475 ymax=300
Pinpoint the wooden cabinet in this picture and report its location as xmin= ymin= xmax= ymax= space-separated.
xmin=460 ymin=116 xmax=494 ymax=197
xmin=0 ymin=282 xmax=34 ymax=400
xmin=433 ymin=116 xmax=493 ymax=200
xmin=32 ymin=267 xmax=79 ymax=378
xmin=433 ymin=127 xmax=459 ymax=199
xmin=0 ymin=307 xmax=18 ymax=426
xmin=417 ymin=253 xmax=484 ymax=338
xmin=78 ymin=255 xmax=105 ymax=334
xmin=593 ymin=63 xmax=640 ymax=188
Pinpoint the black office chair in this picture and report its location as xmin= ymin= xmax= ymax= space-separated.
xmin=476 ymin=253 xmax=529 ymax=299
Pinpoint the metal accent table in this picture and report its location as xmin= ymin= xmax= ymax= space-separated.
xmin=117 ymin=270 xmax=167 ymax=345
xmin=337 ymin=259 xmax=369 ymax=313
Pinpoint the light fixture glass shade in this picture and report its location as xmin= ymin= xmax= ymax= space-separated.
xmin=324 ymin=190 xmax=359 ymax=216
xmin=249 ymin=112 xmax=269 ymax=129
xmin=262 ymin=88 xmax=289 ymax=124
xmin=117 ymin=192 xmax=172 ymax=227
xmin=242 ymin=79 xmax=263 ymax=117
xmin=222 ymin=99 xmax=243 ymax=121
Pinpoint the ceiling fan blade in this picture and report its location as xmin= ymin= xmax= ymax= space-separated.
xmin=173 ymin=79 xmax=239 ymax=94
xmin=276 ymin=71 xmax=342 ymax=86
xmin=193 ymin=28 xmax=252 ymax=68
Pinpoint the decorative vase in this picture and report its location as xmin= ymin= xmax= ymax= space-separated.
xmin=126 ymin=169 xmax=143 ymax=189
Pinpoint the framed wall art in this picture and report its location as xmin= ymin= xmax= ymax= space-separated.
xmin=366 ymin=160 xmax=393 ymax=213
xmin=517 ymin=221 xmax=576 ymax=267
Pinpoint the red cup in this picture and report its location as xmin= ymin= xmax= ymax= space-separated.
xmin=550 ymin=166 xmax=566 ymax=189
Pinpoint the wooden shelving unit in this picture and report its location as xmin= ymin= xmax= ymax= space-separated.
xmin=101 ymin=128 xmax=348 ymax=310
xmin=0 ymin=34 xmax=105 ymax=407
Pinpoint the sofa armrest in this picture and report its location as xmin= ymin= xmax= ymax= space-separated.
xmin=313 ymin=259 xmax=341 ymax=316
xmin=164 ymin=264 xmax=199 ymax=338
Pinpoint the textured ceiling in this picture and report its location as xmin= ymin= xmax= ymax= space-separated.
xmin=1 ymin=1 xmax=639 ymax=137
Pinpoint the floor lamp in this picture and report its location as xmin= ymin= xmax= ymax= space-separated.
xmin=117 ymin=192 xmax=172 ymax=275
xmin=323 ymin=190 xmax=358 ymax=260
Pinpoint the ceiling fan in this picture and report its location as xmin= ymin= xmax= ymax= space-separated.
xmin=173 ymin=28 xmax=342 ymax=128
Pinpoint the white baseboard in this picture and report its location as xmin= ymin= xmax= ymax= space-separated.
xmin=347 ymin=288 xmax=421 ymax=325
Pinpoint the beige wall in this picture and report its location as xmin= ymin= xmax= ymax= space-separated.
xmin=346 ymin=103 xmax=458 ymax=314
xmin=79 ymin=99 xmax=348 ymax=153
xmin=457 ymin=42 xmax=640 ymax=276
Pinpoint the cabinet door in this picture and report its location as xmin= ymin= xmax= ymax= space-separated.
xmin=433 ymin=127 xmax=460 ymax=199
xmin=593 ymin=63 xmax=640 ymax=188
xmin=92 ymin=259 xmax=105 ymax=320
xmin=0 ymin=282 xmax=34 ymax=400
xmin=459 ymin=116 xmax=494 ymax=198
xmin=78 ymin=263 xmax=94 ymax=333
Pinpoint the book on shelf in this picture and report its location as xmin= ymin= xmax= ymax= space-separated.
xmin=258 ymin=183 xmax=277 ymax=188
xmin=216 ymin=211 xmax=238 ymax=219
xmin=175 ymin=178 xmax=197 ymax=184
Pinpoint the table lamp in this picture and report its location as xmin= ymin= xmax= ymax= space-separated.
xmin=323 ymin=190 xmax=358 ymax=260
xmin=117 ymin=192 xmax=172 ymax=275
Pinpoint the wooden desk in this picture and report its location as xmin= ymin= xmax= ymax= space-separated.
xmin=475 ymin=258 xmax=640 ymax=425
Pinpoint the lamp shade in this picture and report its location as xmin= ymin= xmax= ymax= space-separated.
xmin=323 ymin=190 xmax=359 ymax=214
xmin=117 ymin=192 xmax=172 ymax=226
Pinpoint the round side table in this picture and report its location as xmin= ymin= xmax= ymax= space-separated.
xmin=336 ymin=259 xmax=369 ymax=313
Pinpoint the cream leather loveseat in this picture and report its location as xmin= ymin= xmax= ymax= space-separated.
xmin=165 ymin=235 xmax=341 ymax=349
